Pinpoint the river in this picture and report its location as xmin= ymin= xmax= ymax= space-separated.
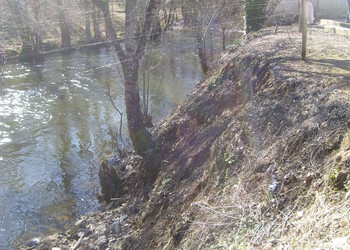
xmin=0 ymin=31 xmax=202 ymax=248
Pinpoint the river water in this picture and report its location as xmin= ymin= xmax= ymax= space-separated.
xmin=0 ymin=32 xmax=202 ymax=248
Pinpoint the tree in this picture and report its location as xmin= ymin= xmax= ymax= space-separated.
xmin=5 ymin=0 xmax=35 ymax=60
xmin=245 ymin=0 xmax=281 ymax=32
xmin=184 ymin=0 xmax=222 ymax=74
xmin=162 ymin=0 xmax=176 ymax=32
xmin=218 ymin=0 xmax=242 ymax=51
xmin=91 ymin=4 xmax=104 ymax=42
xmin=56 ymin=0 xmax=71 ymax=48
xmin=82 ymin=0 xmax=92 ymax=43
xmin=31 ymin=0 xmax=44 ymax=54
xmin=93 ymin=0 xmax=160 ymax=156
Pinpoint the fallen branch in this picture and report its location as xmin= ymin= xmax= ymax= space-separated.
xmin=70 ymin=232 xmax=84 ymax=250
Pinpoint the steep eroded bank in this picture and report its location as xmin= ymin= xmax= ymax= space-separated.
xmin=30 ymin=25 xmax=350 ymax=250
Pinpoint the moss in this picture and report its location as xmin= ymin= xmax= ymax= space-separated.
xmin=331 ymin=170 xmax=348 ymax=191
xmin=162 ymin=177 xmax=172 ymax=189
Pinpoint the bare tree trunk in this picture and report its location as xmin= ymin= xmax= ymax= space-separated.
xmin=150 ymin=14 xmax=162 ymax=41
xmin=83 ymin=0 xmax=92 ymax=43
xmin=222 ymin=26 xmax=226 ymax=51
xmin=123 ymin=61 xmax=150 ymax=154
xmin=56 ymin=0 xmax=71 ymax=48
xmin=92 ymin=4 xmax=103 ymax=42
xmin=93 ymin=0 xmax=115 ymax=42
xmin=193 ymin=1 xmax=209 ymax=74
xmin=32 ymin=0 xmax=43 ymax=53
xmin=182 ymin=1 xmax=191 ymax=26
xmin=163 ymin=1 xmax=176 ymax=31
xmin=5 ymin=0 xmax=35 ymax=60
xmin=197 ymin=33 xmax=209 ymax=74
xmin=93 ymin=0 xmax=160 ymax=156
xmin=125 ymin=0 xmax=136 ymax=55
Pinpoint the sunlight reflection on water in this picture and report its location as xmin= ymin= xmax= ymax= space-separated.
xmin=0 ymin=31 xmax=204 ymax=248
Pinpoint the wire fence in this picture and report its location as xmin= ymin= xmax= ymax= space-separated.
xmin=0 ymin=11 xmax=300 ymax=63
xmin=0 ymin=0 xmax=304 ymax=87
xmin=0 ymin=0 xmax=298 ymax=29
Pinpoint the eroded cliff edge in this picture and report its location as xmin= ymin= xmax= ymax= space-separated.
xmin=29 ymin=25 xmax=350 ymax=250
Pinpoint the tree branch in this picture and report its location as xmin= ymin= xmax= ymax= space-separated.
xmin=135 ymin=0 xmax=160 ymax=59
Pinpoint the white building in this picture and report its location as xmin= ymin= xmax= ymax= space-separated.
xmin=274 ymin=0 xmax=348 ymax=19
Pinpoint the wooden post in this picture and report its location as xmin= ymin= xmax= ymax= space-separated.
xmin=301 ymin=0 xmax=307 ymax=61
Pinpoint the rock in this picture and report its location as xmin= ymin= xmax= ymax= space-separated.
xmin=283 ymin=173 xmax=297 ymax=185
xmin=111 ymin=221 xmax=121 ymax=236
xmin=269 ymin=180 xmax=278 ymax=191
xmin=95 ymin=223 xmax=108 ymax=236
xmin=99 ymin=159 xmax=122 ymax=202
xmin=52 ymin=248 xmax=61 ymax=250
xmin=105 ymin=201 xmax=116 ymax=210
xmin=296 ymin=211 xmax=304 ymax=219
xmin=26 ymin=238 xmax=40 ymax=248
xmin=88 ymin=242 xmax=96 ymax=250
xmin=125 ymin=165 xmax=133 ymax=172
xmin=334 ymin=171 xmax=349 ymax=190
xmin=130 ymin=155 xmax=143 ymax=164
xmin=269 ymin=239 xmax=278 ymax=247
xmin=75 ymin=218 xmax=86 ymax=228
xmin=124 ymin=164 xmax=136 ymax=178
xmin=97 ymin=235 xmax=108 ymax=246
xmin=305 ymin=172 xmax=316 ymax=186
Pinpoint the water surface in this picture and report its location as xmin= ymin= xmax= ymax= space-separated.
xmin=0 ymin=31 xmax=202 ymax=248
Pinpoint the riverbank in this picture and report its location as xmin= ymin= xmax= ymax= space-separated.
xmin=0 ymin=30 xmax=203 ymax=249
xmin=24 ymin=24 xmax=350 ymax=249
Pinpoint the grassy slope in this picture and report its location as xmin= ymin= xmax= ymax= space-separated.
xmin=32 ymin=25 xmax=350 ymax=250
xmin=133 ymin=25 xmax=350 ymax=249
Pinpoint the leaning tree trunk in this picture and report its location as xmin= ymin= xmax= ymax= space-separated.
xmin=93 ymin=0 xmax=160 ymax=156
xmin=56 ymin=0 xmax=71 ymax=48
xmin=193 ymin=2 xmax=209 ymax=75
xmin=95 ymin=0 xmax=115 ymax=43
xmin=123 ymin=61 xmax=151 ymax=155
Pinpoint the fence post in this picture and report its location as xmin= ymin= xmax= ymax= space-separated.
xmin=301 ymin=0 xmax=307 ymax=61
xmin=299 ymin=0 xmax=303 ymax=32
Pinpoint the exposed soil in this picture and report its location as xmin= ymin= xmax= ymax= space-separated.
xmin=22 ymin=24 xmax=350 ymax=250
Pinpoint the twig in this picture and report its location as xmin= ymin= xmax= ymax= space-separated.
xmin=70 ymin=232 xmax=84 ymax=250
xmin=105 ymin=80 xmax=126 ymax=147
xmin=193 ymin=202 xmax=238 ymax=219
xmin=279 ymin=206 xmax=296 ymax=237
xmin=285 ymin=26 xmax=302 ymax=53
xmin=111 ymin=198 xmax=123 ymax=201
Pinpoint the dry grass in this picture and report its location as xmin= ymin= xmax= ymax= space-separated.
xmin=177 ymin=26 xmax=350 ymax=250
xmin=182 ymin=181 xmax=350 ymax=249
